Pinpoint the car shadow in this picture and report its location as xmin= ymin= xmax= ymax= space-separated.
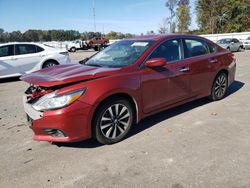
xmin=54 ymin=80 xmax=244 ymax=148
xmin=0 ymin=76 xmax=21 ymax=84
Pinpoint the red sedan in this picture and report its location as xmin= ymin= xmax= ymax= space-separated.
xmin=21 ymin=35 xmax=236 ymax=144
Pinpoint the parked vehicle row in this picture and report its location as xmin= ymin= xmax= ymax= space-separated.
xmin=21 ymin=34 xmax=236 ymax=144
xmin=0 ymin=42 xmax=70 ymax=79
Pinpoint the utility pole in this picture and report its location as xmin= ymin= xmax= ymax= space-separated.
xmin=102 ymin=24 xmax=105 ymax=36
xmin=92 ymin=0 xmax=96 ymax=32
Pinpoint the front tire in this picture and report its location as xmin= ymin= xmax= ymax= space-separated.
xmin=210 ymin=72 xmax=228 ymax=101
xmin=93 ymin=98 xmax=134 ymax=144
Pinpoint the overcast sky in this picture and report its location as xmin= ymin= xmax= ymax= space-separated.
xmin=0 ymin=0 xmax=198 ymax=34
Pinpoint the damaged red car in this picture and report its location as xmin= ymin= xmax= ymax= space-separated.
xmin=21 ymin=35 xmax=236 ymax=144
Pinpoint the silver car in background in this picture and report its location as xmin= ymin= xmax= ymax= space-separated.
xmin=242 ymin=36 xmax=250 ymax=49
xmin=217 ymin=38 xmax=244 ymax=52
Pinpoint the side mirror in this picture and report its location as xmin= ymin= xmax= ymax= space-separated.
xmin=145 ymin=58 xmax=166 ymax=68
xmin=231 ymin=41 xmax=235 ymax=44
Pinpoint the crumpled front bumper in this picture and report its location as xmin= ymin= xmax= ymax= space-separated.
xmin=23 ymin=96 xmax=93 ymax=142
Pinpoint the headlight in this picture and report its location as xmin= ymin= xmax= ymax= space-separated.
xmin=32 ymin=89 xmax=86 ymax=111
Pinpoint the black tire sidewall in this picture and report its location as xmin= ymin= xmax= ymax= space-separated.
xmin=93 ymin=98 xmax=134 ymax=144
xmin=71 ymin=47 xmax=76 ymax=52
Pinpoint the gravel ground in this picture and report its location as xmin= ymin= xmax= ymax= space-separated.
xmin=0 ymin=50 xmax=249 ymax=188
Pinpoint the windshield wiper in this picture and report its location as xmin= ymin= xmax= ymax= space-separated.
xmin=86 ymin=64 xmax=103 ymax=67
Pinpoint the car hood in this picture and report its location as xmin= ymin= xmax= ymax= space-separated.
xmin=20 ymin=64 xmax=120 ymax=87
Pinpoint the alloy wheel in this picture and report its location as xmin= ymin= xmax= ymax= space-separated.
xmin=45 ymin=62 xmax=56 ymax=67
xmin=100 ymin=103 xmax=131 ymax=139
xmin=214 ymin=74 xmax=227 ymax=98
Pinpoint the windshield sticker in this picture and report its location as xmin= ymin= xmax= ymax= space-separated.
xmin=131 ymin=42 xmax=148 ymax=47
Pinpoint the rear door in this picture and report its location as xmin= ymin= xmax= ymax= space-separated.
xmin=140 ymin=38 xmax=192 ymax=114
xmin=182 ymin=38 xmax=218 ymax=96
xmin=14 ymin=44 xmax=43 ymax=73
xmin=0 ymin=45 xmax=17 ymax=78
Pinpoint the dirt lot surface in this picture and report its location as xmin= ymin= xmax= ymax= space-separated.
xmin=0 ymin=50 xmax=249 ymax=188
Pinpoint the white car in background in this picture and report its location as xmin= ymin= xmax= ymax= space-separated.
xmin=0 ymin=42 xmax=71 ymax=79
xmin=243 ymin=36 xmax=250 ymax=49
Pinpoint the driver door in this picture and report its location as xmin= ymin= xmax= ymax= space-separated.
xmin=140 ymin=38 xmax=191 ymax=114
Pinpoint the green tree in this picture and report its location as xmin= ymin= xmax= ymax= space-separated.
xmin=176 ymin=0 xmax=191 ymax=33
xmin=165 ymin=0 xmax=178 ymax=33
xmin=146 ymin=30 xmax=155 ymax=35
xmin=159 ymin=18 xmax=169 ymax=34
xmin=106 ymin=31 xmax=118 ymax=39
xmin=196 ymin=0 xmax=250 ymax=34
xmin=9 ymin=31 xmax=23 ymax=42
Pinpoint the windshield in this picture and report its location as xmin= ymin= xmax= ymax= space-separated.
xmin=85 ymin=40 xmax=154 ymax=67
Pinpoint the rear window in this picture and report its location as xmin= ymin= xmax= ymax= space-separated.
xmin=36 ymin=45 xmax=44 ymax=52
xmin=183 ymin=39 xmax=209 ymax=58
xmin=15 ymin=44 xmax=37 ymax=55
xmin=0 ymin=45 xmax=14 ymax=57
xmin=207 ymin=42 xmax=217 ymax=53
xmin=218 ymin=39 xmax=231 ymax=44
xmin=232 ymin=38 xmax=239 ymax=43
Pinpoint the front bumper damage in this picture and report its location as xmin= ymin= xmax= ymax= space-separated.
xmin=23 ymin=95 xmax=93 ymax=142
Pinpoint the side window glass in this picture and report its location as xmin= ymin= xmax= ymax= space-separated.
xmin=16 ymin=44 xmax=37 ymax=55
xmin=0 ymin=45 xmax=14 ymax=57
xmin=184 ymin=39 xmax=209 ymax=58
xmin=207 ymin=42 xmax=216 ymax=53
xmin=149 ymin=39 xmax=182 ymax=63
xmin=233 ymin=39 xmax=239 ymax=43
xmin=36 ymin=45 xmax=44 ymax=52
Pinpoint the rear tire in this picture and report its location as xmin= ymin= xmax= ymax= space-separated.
xmin=209 ymin=72 xmax=228 ymax=101
xmin=93 ymin=97 xmax=134 ymax=144
xmin=70 ymin=47 xmax=76 ymax=52
xmin=238 ymin=46 xmax=245 ymax=52
xmin=93 ymin=46 xmax=99 ymax=51
xmin=42 ymin=60 xmax=58 ymax=68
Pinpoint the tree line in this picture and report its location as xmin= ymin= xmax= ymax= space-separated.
xmin=162 ymin=0 xmax=250 ymax=34
xmin=0 ymin=29 xmax=134 ymax=43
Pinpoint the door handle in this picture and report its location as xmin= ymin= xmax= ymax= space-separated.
xmin=179 ymin=67 xmax=190 ymax=72
xmin=11 ymin=57 xmax=18 ymax=60
xmin=209 ymin=59 xmax=218 ymax=64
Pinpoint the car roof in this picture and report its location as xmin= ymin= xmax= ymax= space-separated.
xmin=0 ymin=42 xmax=42 ymax=47
xmin=218 ymin=38 xmax=232 ymax=40
xmin=128 ymin=34 xmax=209 ymax=42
